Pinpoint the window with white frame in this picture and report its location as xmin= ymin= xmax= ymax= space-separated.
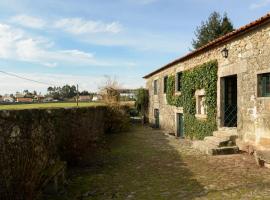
xmin=195 ymin=89 xmax=207 ymax=119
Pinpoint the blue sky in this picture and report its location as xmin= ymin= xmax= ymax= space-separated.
xmin=0 ymin=0 xmax=270 ymax=94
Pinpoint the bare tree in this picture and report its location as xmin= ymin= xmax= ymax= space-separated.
xmin=99 ymin=76 xmax=121 ymax=104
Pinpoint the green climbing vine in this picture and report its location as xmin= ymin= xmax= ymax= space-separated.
xmin=166 ymin=60 xmax=218 ymax=139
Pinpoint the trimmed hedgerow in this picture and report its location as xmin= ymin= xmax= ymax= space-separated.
xmin=166 ymin=60 xmax=218 ymax=139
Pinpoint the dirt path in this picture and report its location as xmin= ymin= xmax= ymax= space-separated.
xmin=49 ymin=125 xmax=270 ymax=200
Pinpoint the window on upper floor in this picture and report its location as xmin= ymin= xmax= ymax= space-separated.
xmin=154 ymin=79 xmax=158 ymax=95
xmin=176 ymin=72 xmax=182 ymax=92
xmin=258 ymin=73 xmax=270 ymax=97
xmin=163 ymin=76 xmax=168 ymax=94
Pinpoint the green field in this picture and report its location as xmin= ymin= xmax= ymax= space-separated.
xmin=0 ymin=102 xmax=105 ymax=110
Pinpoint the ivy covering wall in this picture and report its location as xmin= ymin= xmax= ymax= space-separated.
xmin=166 ymin=60 xmax=218 ymax=139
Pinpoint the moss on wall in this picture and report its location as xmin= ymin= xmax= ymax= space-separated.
xmin=166 ymin=60 xmax=218 ymax=139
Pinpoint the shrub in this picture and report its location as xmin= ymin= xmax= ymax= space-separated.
xmin=0 ymin=110 xmax=57 ymax=200
xmin=104 ymin=104 xmax=130 ymax=134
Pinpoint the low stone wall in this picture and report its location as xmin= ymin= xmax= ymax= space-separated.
xmin=0 ymin=106 xmax=108 ymax=199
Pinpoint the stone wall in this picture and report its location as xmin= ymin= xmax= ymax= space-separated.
xmin=0 ymin=106 xmax=108 ymax=199
xmin=146 ymin=21 xmax=270 ymax=150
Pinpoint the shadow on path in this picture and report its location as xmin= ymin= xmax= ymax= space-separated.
xmin=49 ymin=125 xmax=206 ymax=200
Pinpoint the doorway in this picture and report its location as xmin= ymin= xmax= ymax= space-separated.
xmin=154 ymin=109 xmax=159 ymax=128
xmin=223 ymin=75 xmax=237 ymax=127
xmin=176 ymin=113 xmax=184 ymax=138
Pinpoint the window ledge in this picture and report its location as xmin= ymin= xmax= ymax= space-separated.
xmin=195 ymin=114 xmax=207 ymax=120
xmin=175 ymin=91 xmax=182 ymax=95
xmin=257 ymin=96 xmax=270 ymax=100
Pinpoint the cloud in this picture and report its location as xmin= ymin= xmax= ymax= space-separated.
xmin=0 ymin=23 xmax=133 ymax=68
xmin=10 ymin=14 xmax=46 ymax=29
xmin=6 ymin=14 xmax=185 ymax=53
xmin=54 ymin=18 xmax=123 ymax=34
xmin=250 ymin=0 xmax=270 ymax=9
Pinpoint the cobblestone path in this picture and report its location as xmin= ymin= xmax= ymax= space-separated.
xmin=50 ymin=125 xmax=270 ymax=200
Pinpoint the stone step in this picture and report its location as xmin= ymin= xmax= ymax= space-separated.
xmin=213 ymin=130 xmax=238 ymax=142
xmin=211 ymin=146 xmax=239 ymax=156
xmin=192 ymin=140 xmax=217 ymax=154
xmin=204 ymin=136 xmax=232 ymax=147
xmin=192 ymin=140 xmax=239 ymax=155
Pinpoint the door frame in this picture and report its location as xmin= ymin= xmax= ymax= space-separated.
xmin=220 ymin=74 xmax=238 ymax=127
xmin=176 ymin=113 xmax=184 ymax=138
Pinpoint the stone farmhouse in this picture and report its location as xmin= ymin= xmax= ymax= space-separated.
xmin=143 ymin=13 xmax=270 ymax=160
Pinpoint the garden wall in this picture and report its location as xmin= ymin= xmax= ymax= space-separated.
xmin=0 ymin=106 xmax=111 ymax=200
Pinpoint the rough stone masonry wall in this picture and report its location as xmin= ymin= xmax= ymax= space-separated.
xmin=0 ymin=106 xmax=108 ymax=199
xmin=146 ymin=22 xmax=270 ymax=150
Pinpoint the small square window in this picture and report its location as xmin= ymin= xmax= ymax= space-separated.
xmin=176 ymin=72 xmax=182 ymax=92
xmin=258 ymin=73 xmax=270 ymax=97
xmin=154 ymin=80 xmax=158 ymax=95
xmin=163 ymin=76 xmax=168 ymax=93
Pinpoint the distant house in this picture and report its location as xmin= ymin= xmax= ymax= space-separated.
xmin=43 ymin=97 xmax=54 ymax=102
xmin=78 ymin=95 xmax=92 ymax=102
xmin=92 ymin=94 xmax=102 ymax=102
xmin=3 ymin=96 xmax=14 ymax=103
xmin=34 ymin=95 xmax=45 ymax=102
xmin=16 ymin=97 xmax=33 ymax=103
xmin=15 ymin=93 xmax=24 ymax=98
xmin=0 ymin=97 xmax=3 ymax=103
xmin=118 ymin=89 xmax=136 ymax=100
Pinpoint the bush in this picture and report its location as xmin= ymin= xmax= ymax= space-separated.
xmin=104 ymin=104 xmax=130 ymax=134
xmin=0 ymin=110 xmax=57 ymax=200
xmin=52 ymin=107 xmax=106 ymax=166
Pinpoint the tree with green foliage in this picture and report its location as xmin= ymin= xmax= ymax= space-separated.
xmin=192 ymin=12 xmax=234 ymax=49
xmin=135 ymin=88 xmax=149 ymax=124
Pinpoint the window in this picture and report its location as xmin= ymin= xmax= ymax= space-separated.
xmin=176 ymin=72 xmax=182 ymax=92
xmin=154 ymin=80 xmax=158 ymax=95
xmin=197 ymin=95 xmax=207 ymax=115
xmin=195 ymin=89 xmax=207 ymax=119
xmin=163 ymin=76 xmax=168 ymax=93
xmin=258 ymin=73 xmax=270 ymax=97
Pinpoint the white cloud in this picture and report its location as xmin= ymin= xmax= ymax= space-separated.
xmin=0 ymin=23 xmax=133 ymax=68
xmin=0 ymin=72 xmax=144 ymax=94
xmin=0 ymin=24 xmax=23 ymax=58
xmin=6 ymin=14 xmax=184 ymax=53
xmin=54 ymin=18 xmax=122 ymax=34
xmin=10 ymin=15 xmax=46 ymax=29
xmin=250 ymin=0 xmax=270 ymax=9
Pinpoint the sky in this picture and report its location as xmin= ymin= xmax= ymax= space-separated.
xmin=0 ymin=0 xmax=270 ymax=94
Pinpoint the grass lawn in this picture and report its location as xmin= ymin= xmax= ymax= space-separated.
xmin=0 ymin=102 xmax=105 ymax=110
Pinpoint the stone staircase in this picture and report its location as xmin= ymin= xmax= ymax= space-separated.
xmin=192 ymin=128 xmax=239 ymax=155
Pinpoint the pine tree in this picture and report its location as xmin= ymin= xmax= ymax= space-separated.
xmin=192 ymin=12 xmax=234 ymax=49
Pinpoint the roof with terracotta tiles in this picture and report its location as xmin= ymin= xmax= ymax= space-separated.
xmin=143 ymin=12 xmax=270 ymax=79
